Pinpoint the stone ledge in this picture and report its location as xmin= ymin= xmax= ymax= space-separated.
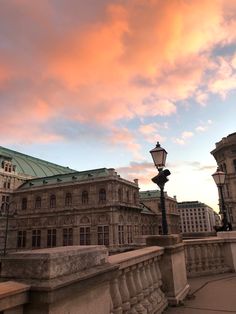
xmin=146 ymin=234 xmax=182 ymax=247
xmin=0 ymin=281 xmax=29 ymax=312
xmin=1 ymin=246 xmax=108 ymax=280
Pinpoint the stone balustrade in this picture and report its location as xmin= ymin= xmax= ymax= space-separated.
xmin=184 ymin=237 xmax=232 ymax=277
xmin=108 ymin=247 xmax=168 ymax=314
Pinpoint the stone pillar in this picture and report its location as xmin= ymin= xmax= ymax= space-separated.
xmin=146 ymin=234 xmax=190 ymax=305
xmin=217 ymin=231 xmax=236 ymax=272
xmin=1 ymin=246 xmax=118 ymax=314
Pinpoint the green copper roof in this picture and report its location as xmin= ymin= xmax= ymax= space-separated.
xmin=0 ymin=146 xmax=75 ymax=177
xmin=139 ymin=190 xmax=161 ymax=199
xmin=18 ymin=168 xmax=111 ymax=190
xmin=140 ymin=203 xmax=155 ymax=215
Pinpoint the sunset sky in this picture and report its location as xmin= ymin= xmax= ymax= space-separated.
xmin=1 ymin=0 xmax=236 ymax=211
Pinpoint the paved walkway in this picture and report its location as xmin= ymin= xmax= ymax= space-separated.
xmin=165 ymin=273 xmax=236 ymax=313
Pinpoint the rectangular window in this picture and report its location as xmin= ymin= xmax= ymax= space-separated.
xmin=80 ymin=227 xmax=91 ymax=245
xmin=32 ymin=229 xmax=41 ymax=248
xmin=127 ymin=225 xmax=133 ymax=244
xmin=98 ymin=225 xmax=109 ymax=246
xmin=47 ymin=229 xmax=57 ymax=247
xmin=17 ymin=230 xmax=26 ymax=248
xmin=63 ymin=228 xmax=73 ymax=246
xmin=118 ymin=225 xmax=124 ymax=244
xmin=134 ymin=225 xmax=139 ymax=235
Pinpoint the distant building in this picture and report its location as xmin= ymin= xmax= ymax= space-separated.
xmin=0 ymin=146 xmax=159 ymax=253
xmin=214 ymin=211 xmax=221 ymax=227
xmin=178 ymin=201 xmax=215 ymax=233
xmin=211 ymin=132 xmax=236 ymax=229
xmin=139 ymin=190 xmax=180 ymax=234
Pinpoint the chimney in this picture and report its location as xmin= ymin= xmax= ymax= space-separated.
xmin=134 ymin=179 xmax=139 ymax=185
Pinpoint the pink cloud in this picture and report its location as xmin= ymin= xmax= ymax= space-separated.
xmin=0 ymin=0 xmax=236 ymax=145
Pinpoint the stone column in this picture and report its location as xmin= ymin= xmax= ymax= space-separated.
xmin=217 ymin=231 xmax=236 ymax=272
xmin=146 ymin=234 xmax=190 ymax=305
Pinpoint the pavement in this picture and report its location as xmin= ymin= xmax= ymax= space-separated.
xmin=165 ymin=273 xmax=236 ymax=313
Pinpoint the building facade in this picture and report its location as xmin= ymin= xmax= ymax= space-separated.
xmin=0 ymin=147 xmax=159 ymax=253
xmin=211 ymin=132 xmax=236 ymax=229
xmin=139 ymin=190 xmax=180 ymax=234
xmin=178 ymin=201 xmax=216 ymax=233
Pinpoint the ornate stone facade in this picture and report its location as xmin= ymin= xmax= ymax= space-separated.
xmin=0 ymin=147 xmax=159 ymax=253
xmin=7 ymin=168 xmax=158 ymax=252
xmin=211 ymin=132 xmax=236 ymax=229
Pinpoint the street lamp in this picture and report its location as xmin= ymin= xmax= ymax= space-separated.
xmin=150 ymin=142 xmax=171 ymax=235
xmin=0 ymin=201 xmax=16 ymax=256
xmin=212 ymin=168 xmax=231 ymax=231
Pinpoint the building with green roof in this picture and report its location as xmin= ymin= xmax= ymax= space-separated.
xmin=0 ymin=146 xmax=75 ymax=178
xmin=0 ymin=146 xmax=161 ymax=254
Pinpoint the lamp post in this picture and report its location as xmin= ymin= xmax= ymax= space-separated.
xmin=150 ymin=142 xmax=171 ymax=235
xmin=0 ymin=201 xmax=15 ymax=256
xmin=212 ymin=168 xmax=230 ymax=231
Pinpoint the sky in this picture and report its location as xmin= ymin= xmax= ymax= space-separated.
xmin=1 ymin=0 xmax=236 ymax=212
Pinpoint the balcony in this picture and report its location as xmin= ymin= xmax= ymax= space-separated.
xmin=0 ymin=232 xmax=236 ymax=313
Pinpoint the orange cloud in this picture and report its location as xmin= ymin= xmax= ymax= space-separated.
xmin=0 ymin=0 xmax=236 ymax=145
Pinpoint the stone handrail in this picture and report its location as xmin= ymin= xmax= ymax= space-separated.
xmin=184 ymin=237 xmax=232 ymax=277
xmin=108 ymin=246 xmax=168 ymax=314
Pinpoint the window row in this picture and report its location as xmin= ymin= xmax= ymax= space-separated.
xmin=17 ymin=226 xmax=110 ymax=248
xmin=118 ymin=189 xmax=138 ymax=204
xmin=1 ymin=161 xmax=16 ymax=173
xmin=20 ymin=189 xmax=108 ymax=210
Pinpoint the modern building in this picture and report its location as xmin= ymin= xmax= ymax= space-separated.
xmin=211 ymin=132 xmax=236 ymax=229
xmin=139 ymin=190 xmax=180 ymax=234
xmin=0 ymin=146 xmax=159 ymax=253
xmin=178 ymin=201 xmax=215 ymax=233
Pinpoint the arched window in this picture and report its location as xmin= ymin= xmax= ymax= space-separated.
xmin=118 ymin=188 xmax=123 ymax=202
xmin=99 ymin=188 xmax=106 ymax=203
xmin=82 ymin=191 xmax=88 ymax=204
xmin=65 ymin=193 xmax=72 ymax=206
xmin=35 ymin=196 xmax=41 ymax=209
xmin=50 ymin=195 xmax=56 ymax=208
xmin=21 ymin=198 xmax=27 ymax=210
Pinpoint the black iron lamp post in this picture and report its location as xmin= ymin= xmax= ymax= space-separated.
xmin=0 ymin=201 xmax=15 ymax=256
xmin=150 ymin=142 xmax=171 ymax=235
xmin=212 ymin=168 xmax=231 ymax=231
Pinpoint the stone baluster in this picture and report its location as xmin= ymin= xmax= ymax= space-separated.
xmin=150 ymin=258 xmax=162 ymax=305
xmin=110 ymin=278 xmax=123 ymax=314
xmin=214 ymin=243 xmax=221 ymax=270
xmin=132 ymin=265 xmax=147 ymax=314
xmin=110 ymin=294 xmax=114 ymax=314
xmin=219 ymin=242 xmax=225 ymax=269
xmin=202 ymin=243 xmax=209 ymax=273
xmin=153 ymin=256 xmax=165 ymax=301
xmin=145 ymin=260 xmax=156 ymax=308
xmin=139 ymin=262 xmax=152 ymax=312
xmin=118 ymin=269 xmax=131 ymax=312
xmin=189 ymin=245 xmax=196 ymax=274
xmin=193 ymin=244 xmax=198 ymax=274
xmin=212 ymin=243 xmax=218 ymax=271
xmin=184 ymin=246 xmax=190 ymax=274
xmin=126 ymin=267 xmax=138 ymax=313
xmin=197 ymin=245 xmax=203 ymax=272
xmin=207 ymin=243 xmax=214 ymax=271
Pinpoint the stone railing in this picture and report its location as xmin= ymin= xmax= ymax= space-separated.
xmin=184 ymin=237 xmax=232 ymax=277
xmin=108 ymin=247 xmax=168 ymax=314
